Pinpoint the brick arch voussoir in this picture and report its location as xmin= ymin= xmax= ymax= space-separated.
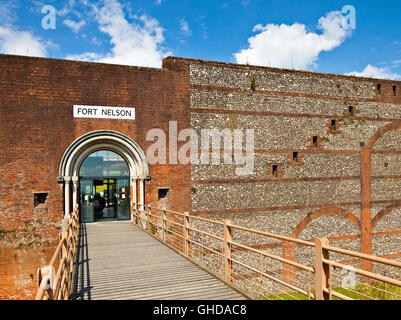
xmin=366 ymin=120 xmax=401 ymax=151
xmin=290 ymin=207 xmax=361 ymax=239
xmin=371 ymin=201 xmax=401 ymax=231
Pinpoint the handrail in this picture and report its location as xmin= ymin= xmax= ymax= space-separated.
xmin=230 ymin=240 xmax=314 ymax=272
xmin=132 ymin=202 xmax=401 ymax=300
xmin=35 ymin=204 xmax=80 ymax=300
xmin=230 ymin=224 xmax=315 ymax=247
xmin=323 ymin=258 xmax=401 ymax=288
xmin=322 ymin=244 xmax=401 ymax=268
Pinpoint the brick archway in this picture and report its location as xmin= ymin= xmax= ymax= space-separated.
xmin=282 ymin=120 xmax=401 ymax=277
xmin=290 ymin=208 xmax=361 ymax=239
xmin=281 ymin=208 xmax=360 ymax=285
xmin=371 ymin=201 xmax=401 ymax=231
xmin=58 ymin=130 xmax=150 ymax=222
xmin=359 ymin=120 xmax=401 ymax=271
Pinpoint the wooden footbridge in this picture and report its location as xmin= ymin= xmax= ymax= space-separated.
xmin=36 ymin=204 xmax=401 ymax=300
xmin=70 ymin=220 xmax=245 ymax=300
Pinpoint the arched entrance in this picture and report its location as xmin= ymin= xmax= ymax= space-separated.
xmin=79 ymin=150 xmax=131 ymax=222
xmin=58 ymin=130 xmax=150 ymax=223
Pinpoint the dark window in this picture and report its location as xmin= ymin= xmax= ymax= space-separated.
xmin=272 ymin=165 xmax=278 ymax=178
xmin=312 ymin=135 xmax=319 ymax=148
xmin=330 ymin=119 xmax=339 ymax=129
xmin=34 ymin=192 xmax=48 ymax=207
xmin=393 ymin=85 xmax=397 ymax=97
xmin=348 ymin=106 xmax=354 ymax=116
xmin=377 ymin=83 xmax=382 ymax=94
xmin=158 ymin=188 xmax=169 ymax=200
xmin=292 ymin=152 xmax=299 ymax=162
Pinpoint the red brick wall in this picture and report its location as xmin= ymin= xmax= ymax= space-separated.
xmin=0 ymin=54 xmax=191 ymax=299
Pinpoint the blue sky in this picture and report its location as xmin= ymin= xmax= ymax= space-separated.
xmin=0 ymin=0 xmax=400 ymax=79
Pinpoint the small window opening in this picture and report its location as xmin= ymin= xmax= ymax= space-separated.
xmin=292 ymin=152 xmax=299 ymax=162
xmin=348 ymin=106 xmax=354 ymax=116
xmin=331 ymin=119 xmax=338 ymax=129
xmin=158 ymin=188 xmax=169 ymax=200
xmin=272 ymin=165 xmax=278 ymax=178
xmin=34 ymin=192 xmax=48 ymax=207
xmin=377 ymin=83 xmax=382 ymax=94
xmin=312 ymin=135 xmax=319 ymax=148
xmin=393 ymin=85 xmax=397 ymax=97
xmin=250 ymin=76 xmax=256 ymax=91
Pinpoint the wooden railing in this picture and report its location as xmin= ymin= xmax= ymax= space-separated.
xmin=133 ymin=203 xmax=401 ymax=300
xmin=35 ymin=204 xmax=80 ymax=300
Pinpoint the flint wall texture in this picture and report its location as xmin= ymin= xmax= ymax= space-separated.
xmin=183 ymin=58 xmax=401 ymax=277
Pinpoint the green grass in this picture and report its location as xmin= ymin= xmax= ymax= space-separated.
xmin=260 ymin=282 xmax=401 ymax=300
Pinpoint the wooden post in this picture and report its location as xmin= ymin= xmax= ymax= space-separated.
xmin=314 ymin=238 xmax=331 ymax=300
xmin=147 ymin=206 xmax=151 ymax=232
xmin=224 ymin=220 xmax=233 ymax=282
xmin=162 ymin=209 xmax=166 ymax=242
xmin=184 ymin=212 xmax=189 ymax=255
xmin=61 ymin=234 xmax=67 ymax=259
xmin=133 ymin=203 xmax=138 ymax=225
xmin=140 ymin=204 xmax=146 ymax=229
xmin=38 ymin=265 xmax=55 ymax=300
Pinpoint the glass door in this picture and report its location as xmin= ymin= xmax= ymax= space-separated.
xmin=79 ymin=179 xmax=95 ymax=223
xmin=117 ymin=178 xmax=130 ymax=220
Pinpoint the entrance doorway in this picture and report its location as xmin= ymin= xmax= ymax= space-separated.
xmin=79 ymin=150 xmax=130 ymax=222
xmin=58 ymin=130 xmax=150 ymax=223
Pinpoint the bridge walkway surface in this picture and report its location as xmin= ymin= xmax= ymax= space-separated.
xmin=70 ymin=220 xmax=246 ymax=300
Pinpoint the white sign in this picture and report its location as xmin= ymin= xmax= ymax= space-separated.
xmin=73 ymin=105 xmax=135 ymax=120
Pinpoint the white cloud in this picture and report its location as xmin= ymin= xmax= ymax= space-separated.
xmin=63 ymin=19 xmax=86 ymax=33
xmin=0 ymin=26 xmax=48 ymax=57
xmin=65 ymin=51 xmax=103 ymax=61
xmin=196 ymin=15 xmax=208 ymax=40
xmin=66 ymin=0 xmax=171 ymax=67
xmin=234 ymin=11 xmax=351 ymax=70
xmin=0 ymin=1 xmax=17 ymax=24
xmin=91 ymin=36 xmax=102 ymax=46
xmin=57 ymin=0 xmax=76 ymax=16
xmin=0 ymin=0 xmax=52 ymax=57
xmin=179 ymin=18 xmax=192 ymax=36
xmin=346 ymin=64 xmax=401 ymax=80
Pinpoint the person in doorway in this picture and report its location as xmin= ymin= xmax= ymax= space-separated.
xmin=93 ymin=192 xmax=106 ymax=218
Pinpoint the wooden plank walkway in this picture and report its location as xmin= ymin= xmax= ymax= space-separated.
xmin=70 ymin=220 xmax=246 ymax=300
